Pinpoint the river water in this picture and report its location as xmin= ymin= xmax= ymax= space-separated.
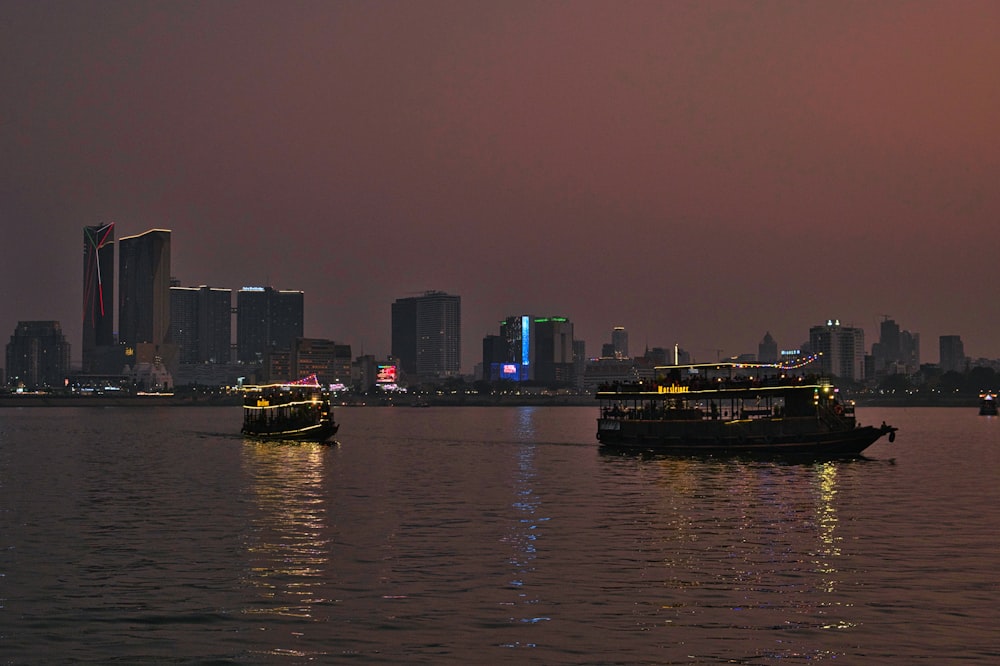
xmin=0 ymin=405 xmax=997 ymax=664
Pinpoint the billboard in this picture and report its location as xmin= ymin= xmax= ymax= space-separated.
xmin=496 ymin=362 xmax=522 ymax=381
xmin=376 ymin=364 xmax=398 ymax=384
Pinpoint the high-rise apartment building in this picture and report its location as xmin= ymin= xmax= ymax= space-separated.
xmin=939 ymin=335 xmax=966 ymax=373
xmin=5 ymin=321 xmax=71 ymax=388
xmin=533 ymin=317 xmax=575 ymax=385
xmin=171 ymin=286 xmax=199 ymax=364
xmin=236 ymin=287 xmax=304 ymax=362
xmin=82 ymin=223 xmax=115 ymax=373
xmin=391 ymin=291 xmax=461 ymax=377
xmin=170 ymin=285 xmax=232 ymax=364
xmin=809 ymin=319 xmax=865 ymax=381
xmin=118 ymin=229 xmax=171 ymax=351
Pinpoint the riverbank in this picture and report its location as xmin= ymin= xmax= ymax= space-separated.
xmin=0 ymin=393 xmax=597 ymax=408
xmin=0 ymin=394 xmax=242 ymax=408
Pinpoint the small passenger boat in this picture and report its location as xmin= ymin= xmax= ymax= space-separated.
xmin=596 ymin=361 xmax=897 ymax=457
xmin=241 ymin=375 xmax=338 ymax=442
xmin=979 ymin=392 xmax=998 ymax=416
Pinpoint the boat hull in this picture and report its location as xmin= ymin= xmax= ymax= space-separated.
xmin=597 ymin=418 xmax=895 ymax=458
xmin=242 ymin=419 xmax=339 ymax=442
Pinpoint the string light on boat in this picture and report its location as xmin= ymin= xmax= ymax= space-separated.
xmin=727 ymin=353 xmax=822 ymax=371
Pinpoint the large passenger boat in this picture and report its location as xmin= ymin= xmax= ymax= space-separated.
xmin=596 ymin=361 xmax=896 ymax=457
xmin=979 ymin=392 xmax=998 ymax=416
xmin=241 ymin=375 xmax=339 ymax=442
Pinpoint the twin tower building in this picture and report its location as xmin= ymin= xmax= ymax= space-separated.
xmin=82 ymin=224 xmax=303 ymax=379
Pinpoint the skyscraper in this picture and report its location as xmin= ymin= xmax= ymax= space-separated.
xmin=533 ymin=317 xmax=575 ymax=385
xmin=118 ymin=229 xmax=172 ymax=352
xmin=501 ymin=314 xmax=533 ymax=377
xmin=391 ymin=291 xmax=461 ymax=377
xmin=199 ymin=287 xmax=233 ymax=363
xmin=612 ymin=326 xmax=629 ymax=359
xmin=481 ymin=314 xmax=575 ymax=384
xmin=82 ymin=223 xmax=115 ymax=373
xmin=170 ymin=286 xmax=199 ymax=364
xmin=939 ymin=335 xmax=966 ymax=373
xmin=236 ymin=286 xmax=304 ymax=362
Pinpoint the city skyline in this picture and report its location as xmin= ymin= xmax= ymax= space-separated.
xmin=4 ymin=221 xmax=998 ymax=377
xmin=3 ymin=3 xmax=999 ymax=371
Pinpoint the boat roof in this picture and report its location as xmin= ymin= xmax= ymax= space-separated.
xmin=240 ymin=374 xmax=322 ymax=391
xmin=597 ymin=382 xmax=835 ymax=397
xmin=654 ymin=355 xmax=821 ymax=374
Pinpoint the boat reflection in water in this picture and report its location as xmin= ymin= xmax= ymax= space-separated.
xmin=607 ymin=452 xmax=867 ymax=660
xmin=240 ymin=439 xmax=331 ymax=657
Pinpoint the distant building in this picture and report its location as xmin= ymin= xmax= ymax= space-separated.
xmin=236 ymin=286 xmax=304 ymax=362
xmin=482 ymin=315 xmax=578 ymax=386
xmin=809 ymin=319 xmax=865 ymax=381
xmin=572 ymin=339 xmax=587 ymax=389
xmin=391 ymin=291 xmax=461 ymax=378
xmin=939 ymin=335 xmax=966 ymax=373
xmin=483 ymin=315 xmax=534 ymax=382
xmin=646 ymin=345 xmax=690 ymax=366
xmin=612 ymin=326 xmax=629 ymax=359
xmin=172 ymin=362 xmax=245 ymax=387
xmin=758 ymin=332 xmax=778 ymax=364
xmin=170 ymin=286 xmax=198 ymax=365
xmin=118 ymin=229 xmax=172 ymax=351
xmin=170 ymin=285 xmax=232 ymax=364
xmin=353 ymin=354 xmax=378 ymax=391
xmin=482 ymin=334 xmax=507 ymax=380
xmin=82 ymin=223 xmax=116 ymax=373
xmin=870 ymin=318 xmax=921 ymax=379
xmin=582 ymin=356 xmax=656 ymax=392
xmin=292 ymin=338 xmax=351 ymax=386
xmin=263 ymin=348 xmax=291 ymax=384
xmin=6 ymin=321 xmax=71 ymax=388
xmin=532 ymin=317 xmax=575 ymax=385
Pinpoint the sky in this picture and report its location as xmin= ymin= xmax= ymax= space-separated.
xmin=3 ymin=1 xmax=999 ymax=372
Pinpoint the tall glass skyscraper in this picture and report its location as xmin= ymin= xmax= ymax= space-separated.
xmin=236 ymin=287 xmax=304 ymax=362
xmin=391 ymin=291 xmax=461 ymax=377
xmin=82 ymin=223 xmax=115 ymax=372
xmin=118 ymin=229 xmax=172 ymax=350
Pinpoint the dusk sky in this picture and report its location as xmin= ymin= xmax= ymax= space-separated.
xmin=3 ymin=1 xmax=999 ymax=371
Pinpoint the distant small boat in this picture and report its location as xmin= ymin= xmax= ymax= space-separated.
xmin=596 ymin=361 xmax=897 ymax=458
xmin=979 ymin=392 xmax=998 ymax=416
xmin=241 ymin=375 xmax=338 ymax=442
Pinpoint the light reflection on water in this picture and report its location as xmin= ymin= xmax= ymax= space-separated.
xmin=1 ymin=406 xmax=998 ymax=663
xmin=502 ymin=429 xmax=552 ymax=641
xmin=241 ymin=441 xmax=331 ymax=624
xmin=605 ymin=455 xmax=872 ymax=662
